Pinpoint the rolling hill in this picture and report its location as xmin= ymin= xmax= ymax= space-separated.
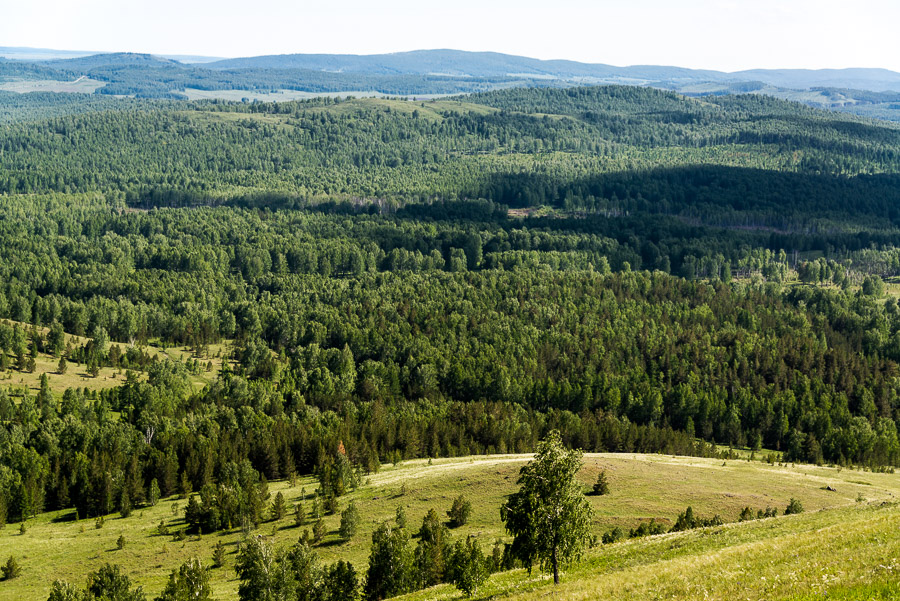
xmin=2 ymin=48 xmax=900 ymax=119
xmin=1 ymin=453 xmax=895 ymax=600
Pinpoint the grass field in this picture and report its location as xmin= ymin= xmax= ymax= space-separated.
xmin=0 ymin=453 xmax=896 ymax=600
xmin=0 ymin=319 xmax=230 ymax=398
xmin=401 ymin=501 xmax=900 ymax=601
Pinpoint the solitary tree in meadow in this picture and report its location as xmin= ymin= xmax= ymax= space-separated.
xmin=501 ymin=430 xmax=593 ymax=584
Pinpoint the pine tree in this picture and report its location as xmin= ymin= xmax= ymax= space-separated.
xmin=2 ymin=555 xmax=20 ymax=580
xmin=213 ymin=541 xmax=226 ymax=569
xmin=592 ymin=470 xmax=610 ymax=496
xmin=313 ymin=518 xmax=327 ymax=545
xmin=323 ymin=560 xmax=358 ymax=601
xmin=339 ymin=501 xmax=360 ymax=541
xmin=394 ymin=505 xmax=407 ymax=530
xmin=119 ymin=489 xmax=132 ymax=519
xmin=413 ymin=508 xmax=450 ymax=588
xmin=785 ymin=498 xmax=804 ymax=515
xmin=270 ymin=491 xmax=286 ymax=522
xmin=85 ymin=564 xmax=144 ymax=601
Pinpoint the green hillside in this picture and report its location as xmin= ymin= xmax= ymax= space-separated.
xmin=401 ymin=498 xmax=900 ymax=601
xmin=1 ymin=453 xmax=895 ymax=600
xmin=0 ymin=86 xmax=899 ymax=600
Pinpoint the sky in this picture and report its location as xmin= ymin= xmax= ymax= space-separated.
xmin=1 ymin=0 xmax=899 ymax=72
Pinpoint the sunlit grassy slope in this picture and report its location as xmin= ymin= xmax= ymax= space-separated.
xmin=1 ymin=453 xmax=897 ymax=600
xmin=0 ymin=319 xmax=229 ymax=397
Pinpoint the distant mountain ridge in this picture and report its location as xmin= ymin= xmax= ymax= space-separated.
xmin=0 ymin=46 xmax=222 ymax=64
xmin=3 ymin=47 xmax=900 ymax=120
xmin=205 ymin=49 xmax=900 ymax=92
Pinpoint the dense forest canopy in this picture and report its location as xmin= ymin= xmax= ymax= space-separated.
xmin=0 ymin=86 xmax=898 ymax=535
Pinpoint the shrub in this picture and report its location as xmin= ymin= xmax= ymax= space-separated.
xmin=2 ymin=556 xmax=20 ymax=580
xmin=447 ymin=495 xmax=472 ymax=528
xmin=602 ymin=526 xmax=624 ymax=544
xmin=739 ymin=506 xmax=755 ymax=522
xmin=629 ymin=520 xmax=666 ymax=538
xmin=116 ymin=534 xmax=126 ymax=550
xmin=785 ymin=498 xmax=804 ymax=515
xmin=670 ymin=506 xmax=696 ymax=532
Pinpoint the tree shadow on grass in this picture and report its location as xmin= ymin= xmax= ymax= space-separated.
xmin=51 ymin=510 xmax=80 ymax=523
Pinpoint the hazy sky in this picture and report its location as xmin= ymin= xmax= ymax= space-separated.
xmin=2 ymin=0 xmax=899 ymax=71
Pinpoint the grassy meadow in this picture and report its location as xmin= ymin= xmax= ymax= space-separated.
xmin=0 ymin=319 xmax=230 ymax=398
xmin=0 ymin=453 xmax=897 ymax=600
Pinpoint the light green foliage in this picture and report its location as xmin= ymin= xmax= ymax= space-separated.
xmin=448 ymin=536 xmax=489 ymax=597
xmin=322 ymin=560 xmax=358 ymax=601
xmin=155 ymin=559 xmax=213 ymax=601
xmin=364 ymin=521 xmax=413 ymax=601
xmin=235 ymin=538 xmax=284 ymax=601
xmin=149 ymin=480 xmax=161 ymax=507
xmin=501 ymin=431 xmax=593 ymax=584
xmin=47 ymin=580 xmax=84 ymax=601
xmin=413 ymin=508 xmax=451 ymax=587
xmin=339 ymin=501 xmax=361 ymax=541
xmin=85 ymin=564 xmax=146 ymax=601
xmin=447 ymin=495 xmax=472 ymax=528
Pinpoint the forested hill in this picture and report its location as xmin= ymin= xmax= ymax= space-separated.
xmin=2 ymin=86 xmax=899 ymax=224
xmin=1 ymin=84 xmax=900 ymax=556
xmin=4 ymin=48 xmax=900 ymax=119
